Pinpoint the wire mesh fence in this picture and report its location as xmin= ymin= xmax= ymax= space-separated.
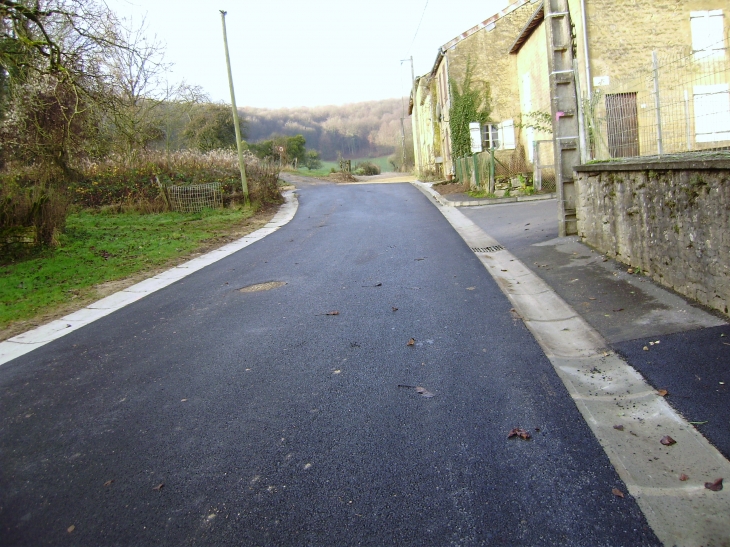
xmin=453 ymin=148 xmax=550 ymax=196
xmin=585 ymin=39 xmax=730 ymax=160
xmin=533 ymin=140 xmax=556 ymax=192
xmin=166 ymin=182 xmax=223 ymax=213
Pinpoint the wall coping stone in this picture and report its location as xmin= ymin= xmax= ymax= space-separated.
xmin=575 ymin=157 xmax=730 ymax=173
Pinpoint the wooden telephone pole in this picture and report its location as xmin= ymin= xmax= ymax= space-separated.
xmin=220 ymin=10 xmax=249 ymax=204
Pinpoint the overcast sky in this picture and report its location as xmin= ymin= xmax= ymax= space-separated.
xmin=103 ymin=0 xmax=510 ymax=109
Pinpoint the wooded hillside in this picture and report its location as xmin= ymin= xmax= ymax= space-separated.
xmin=242 ymin=98 xmax=411 ymax=161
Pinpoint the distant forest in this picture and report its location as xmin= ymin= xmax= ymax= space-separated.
xmin=241 ymin=98 xmax=411 ymax=161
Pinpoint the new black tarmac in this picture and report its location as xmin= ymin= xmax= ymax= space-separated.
xmin=0 ymin=181 xmax=659 ymax=546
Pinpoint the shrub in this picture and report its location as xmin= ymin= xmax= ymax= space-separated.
xmin=0 ymin=183 xmax=68 ymax=258
xmin=353 ymin=161 xmax=380 ymax=176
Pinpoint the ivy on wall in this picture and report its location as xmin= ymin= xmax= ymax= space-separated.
xmin=448 ymin=59 xmax=492 ymax=159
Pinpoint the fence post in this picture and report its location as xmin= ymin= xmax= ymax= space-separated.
xmin=533 ymin=141 xmax=541 ymax=191
xmin=489 ymin=148 xmax=495 ymax=194
xmin=473 ymin=154 xmax=480 ymax=189
xmin=652 ymin=50 xmax=663 ymax=156
xmin=684 ymin=89 xmax=692 ymax=151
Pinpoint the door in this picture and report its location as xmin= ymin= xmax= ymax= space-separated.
xmin=606 ymin=92 xmax=640 ymax=157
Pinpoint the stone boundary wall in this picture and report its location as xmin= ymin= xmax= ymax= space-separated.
xmin=574 ymin=160 xmax=730 ymax=316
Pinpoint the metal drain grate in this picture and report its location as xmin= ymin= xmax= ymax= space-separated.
xmin=471 ymin=245 xmax=505 ymax=253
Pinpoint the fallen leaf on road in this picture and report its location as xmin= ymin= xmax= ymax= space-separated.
xmin=153 ymin=483 xmax=164 ymax=491
xmin=657 ymin=389 xmax=668 ymax=397
xmin=67 ymin=525 xmax=75 ymax=533
xmin=181 ymin=399 xmax=188 ymax=402
xmin=103 ymin=479 xmax=114 ymax=487
xmin=679 ymin=474 xmax=689 ymax=481
xmin=466 ymin=287 xmax=475 ymax=290
xmin=705 ymin=478 xmax=723 ymax=491
xmin=325 ymin=311 xmax=339 ymax=316
xmin=407 ymin=338 xmax=415 ymax=346
xmin=392 ymin=307 xmax=398 ymax=312
xmin=643 ymin=346 xmax=649 ymax=351
xmin=508 ymin=428 xmax=531 ymax=440
xmin=660 ymin=436 xmax=677 ymax=446
xmin=690 ymin=421 xmax=709 ymax=425
xmin=613 ymin=425 xmax=624 ymax=431
xmin=415 ymin=386 xmax=435 ymax=398
xmin=414 ymin=258 xmax=426 ymax=261
xmin=612 ymin=488 xmax=625 ymax=498
xmin=589 ymin=297 xmax=597 ymax=300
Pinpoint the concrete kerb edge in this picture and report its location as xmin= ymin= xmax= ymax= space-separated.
xmin=0 ymin=190 xmax=299 ymax=367
xmin=411 ymin=181 xmax=730 ymax=547
xmin=415 ymin=181 xmax=556 ymax=207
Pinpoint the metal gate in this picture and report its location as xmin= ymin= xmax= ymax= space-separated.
xmin=533 ymin=140 xmax=556 ymax=192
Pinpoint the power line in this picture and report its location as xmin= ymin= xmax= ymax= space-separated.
xmin=409 ymin=0 xmax=430 ymax=53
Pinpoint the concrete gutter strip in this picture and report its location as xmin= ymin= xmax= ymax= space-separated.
xmin=413 ymin=181 xmax=730 ymax=547
xmin=0 ymin=191 xmax=299 ymax=367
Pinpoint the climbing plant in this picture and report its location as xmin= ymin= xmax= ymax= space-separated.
xmin=449 ymin=60 xmax=492 ymax=159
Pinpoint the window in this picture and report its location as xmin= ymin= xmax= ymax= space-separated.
xmin=691 ymin=11 xmax=725 ymax=58
xmin=694 ymin=84 xmax=730 ymax=143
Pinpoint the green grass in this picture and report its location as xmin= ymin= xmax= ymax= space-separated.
xmin=0 ymin=207 xmax=256 ymax=330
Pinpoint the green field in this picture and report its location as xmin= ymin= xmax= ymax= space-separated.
xmin=0 ymin=207 xmax=260 ymax=331
xmin=295 ymin=155 xmax=393 ymax=178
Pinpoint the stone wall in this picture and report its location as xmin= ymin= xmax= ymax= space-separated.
xmin=575 ymin=160 xmax=730 ymax=315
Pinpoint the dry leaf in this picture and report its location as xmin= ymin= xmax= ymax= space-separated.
xmin=657 ymin=389 xmax=668 ymax=397
xmin=407 ymin=338 xmax=415 ymax=346
xmin=466 ymin=287 xmax=475 ymax=290
xmin=153 ymin=483 xmax=164 ymax=491
xmin=612 ymin=488 xmax=625 ymax=498
xmin=705 ymin=478 xmax=723 ymax=491
xmin=415 ymin=386 xmax=435 ymax=398
xmin=660 ymin=435 xmax=677 ymax=446
xmin=643 ymin=346 xmax=649 ymax=351
xmin=103 ymin=479 xmax=114 ymax=487
xmin=67 ymin=525 xmax=75 ymax=533
xmin=679 ymin=474 xmax=689 ymax=481
xmin=326 ymin=311 xmax=339 ymax=316
xmin=508 ymin=428 xmax=531 ymax=440
xmin=392 ymin=307 xmax=398 ymax=312
xmin=613 ymin=424 xmax=624 ymax=431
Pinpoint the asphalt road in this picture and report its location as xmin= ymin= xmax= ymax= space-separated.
xmin=1 ymin=181 xmax=658 ymax=546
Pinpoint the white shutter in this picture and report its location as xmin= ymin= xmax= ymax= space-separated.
xmin=500 ymin=119 xmax=516 ymax=150
xmin=690 ymin=11 xmax=725 ymax=58
xmin=694 ymin=84 xmax=730 ymax=142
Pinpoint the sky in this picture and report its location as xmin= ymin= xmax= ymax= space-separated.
xmin=103 ymin=0 xmax=510 ymax=109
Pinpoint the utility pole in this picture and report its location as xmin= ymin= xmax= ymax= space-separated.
xmin=220 ymin=10 xmax=249 ymax=204
xmin=401 ymin=57 xmax=421 ymax=176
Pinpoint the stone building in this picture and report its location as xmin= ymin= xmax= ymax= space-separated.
xmin=412 ymin=0 xmax=729 ymax=177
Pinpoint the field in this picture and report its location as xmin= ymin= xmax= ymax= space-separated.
xmin=295 ymin=155 xmax=393 ymax=178
xmin=0 ymin=205 xmax=276 ymax=340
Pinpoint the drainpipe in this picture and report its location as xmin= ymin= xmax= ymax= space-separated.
xmin=579 ymin=0 xmax=592 ymax=97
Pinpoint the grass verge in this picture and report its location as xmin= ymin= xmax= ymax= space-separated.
xmin=0 ymin=204 xmax=277 ymax=341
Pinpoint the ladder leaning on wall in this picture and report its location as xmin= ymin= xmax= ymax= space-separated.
xmin=545 ymin=0 xmax=582 ymax=236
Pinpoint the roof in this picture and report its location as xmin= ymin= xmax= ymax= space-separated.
xmin=428 ymin=0 xmax=537 ymax=77
xmin=508 ymin=1 xmax=544 ymax=54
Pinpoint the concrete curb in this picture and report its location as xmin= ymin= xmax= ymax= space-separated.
xmin=412 ymin=181 xmax=730 ymax=547
xmin=0 ymin=191 xmax=299 ymax=367
xmin=420 ymin=181 xmax=557 ymax=207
